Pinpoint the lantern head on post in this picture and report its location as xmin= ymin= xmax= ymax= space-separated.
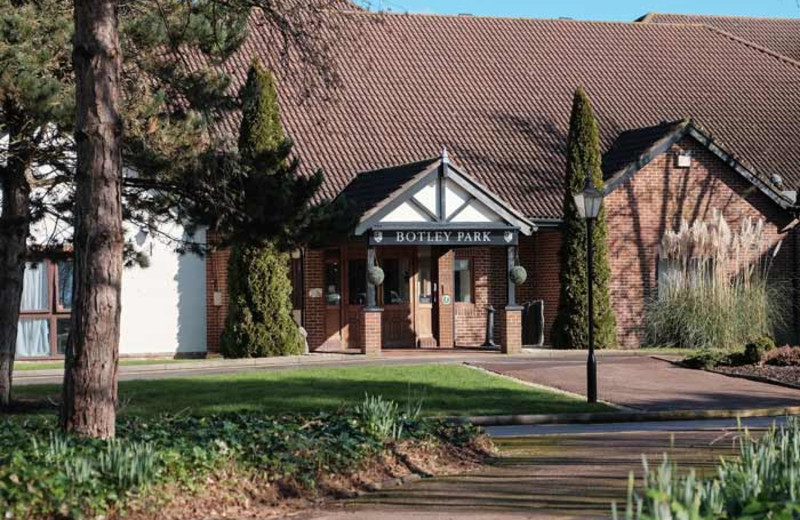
xmin=573 ymin=173 xmax=603 ymax=220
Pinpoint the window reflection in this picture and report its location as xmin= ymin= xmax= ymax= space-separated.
xmin=58 ymin=260 xmax=73 ymax=310
xmin=324 ymin=250 xmax=341 ymax=306
xmin=382 ymin=258 xmax=409 ymax=304
xmin=418 ymin=247 xmax=432 ymax=304
xmin=454 ymin=258 xmax=472 ymax=303
xmin=348 ymin=259 xmax=366 ymax=305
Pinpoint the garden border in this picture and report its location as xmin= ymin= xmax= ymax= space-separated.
xmin=651 ymin=355 xmax=800 ymax=392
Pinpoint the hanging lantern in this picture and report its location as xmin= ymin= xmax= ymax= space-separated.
xmin=368 ymin=265 xmax=385 ymax=286
xmin=509 ymin=265 xmax=527 ymax=285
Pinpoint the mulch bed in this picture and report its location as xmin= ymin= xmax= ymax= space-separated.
xmin=714 ymin=365 xmax=800 ymax=388
xmin=125 ymin=435 xmax=494 ymax=520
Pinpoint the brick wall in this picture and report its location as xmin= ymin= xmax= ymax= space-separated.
xmin=518 ymin=231 xmax=562 ymax=345
xmin=360 ymin=309 xmax=382 ymax=356
xmin=205 ymin=235 xmax=230 ymax=354
xmin=303 ymin=249 xmax=328 ymax=351
xmin=604 ymin=136 xmax=797 ymax=348
xmin=454 ymin=247 xmax=506 ymax=346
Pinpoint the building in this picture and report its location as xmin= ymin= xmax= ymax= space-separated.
xmin=12 ymin=9 xmax=800 ymax=358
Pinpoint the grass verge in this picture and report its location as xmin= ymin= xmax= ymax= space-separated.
xmin=11 ymin=364 xmax=610 ymax=417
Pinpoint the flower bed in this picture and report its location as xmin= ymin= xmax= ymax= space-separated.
xmin=681 ymin=344 xmax=800 ymax=387
xmin=615 ymin=417 xmax=800 ymax=519
xmin=0 ymin=399 xmax=490 ymax=519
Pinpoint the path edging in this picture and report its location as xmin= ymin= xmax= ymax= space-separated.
xmin=449 ymin=405 xmax=800 ymax=427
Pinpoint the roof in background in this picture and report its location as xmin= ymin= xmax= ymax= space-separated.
xmin=602 ymin=119 xmax=795 ymax=209
xmin=213 ymin=10 xmax=800 ymax=219
xmin=639 ymin=13 xmax=800 ymax=62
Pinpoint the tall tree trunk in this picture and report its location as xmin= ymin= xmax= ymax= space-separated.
xmin=61 ymin=0 xmax=123 ymax=438
xmin=0 ymin=109 xmax=32 ymax=409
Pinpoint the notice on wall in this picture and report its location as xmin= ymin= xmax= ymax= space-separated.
xmin=308 ymin=288 xmax=323 ymax=298
xmin=369 ymin=229 xmax=517 ymax=246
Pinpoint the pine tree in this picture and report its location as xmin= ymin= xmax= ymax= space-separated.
xmin=0 ymin=0 xmax=344 ymax=409
xmin=219 ymin=60 xmax=304 ymax=358
xmin=552 ymin=87 xmax=617 ymax=349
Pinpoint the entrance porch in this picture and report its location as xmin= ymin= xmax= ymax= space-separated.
xmin=303 ymin=150 xmax=537 ymax=355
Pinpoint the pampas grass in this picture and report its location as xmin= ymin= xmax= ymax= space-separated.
xmin=645 ymin=210 xmax=784 ymax=350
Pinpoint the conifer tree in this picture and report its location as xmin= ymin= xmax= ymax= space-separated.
xmin=552 ymin=87 xmax=617 ymax=349
xmin=0 ymin=0 xmax=347 ymax=409
xmin=219 ymin=60 xmax=304 ymax=358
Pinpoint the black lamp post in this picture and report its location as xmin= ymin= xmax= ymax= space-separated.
xmin=572 ymin=174 xmax=604 ymax=404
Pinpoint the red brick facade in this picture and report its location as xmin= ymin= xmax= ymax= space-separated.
xmin=204 ymin=138 xmax=798 ymax=353
xmin=454 ymin=247 xmax=507 ymax=346
xmin=501 ymin=307 xmax=523 ymax=354
xmin=604 ymin=136 xmax=798 ymax=348
xmin=360 ymin=309 xmax=383 ymax=356
xmin=205 ymin=235 xmax=230 ymax=355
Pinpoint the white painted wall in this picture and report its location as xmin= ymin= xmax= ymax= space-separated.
xmin=120 ymin=225 xmax=207 ymax=356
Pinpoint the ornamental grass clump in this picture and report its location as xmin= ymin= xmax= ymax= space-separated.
xmin=614 ymin=417 xmax=800 ymax=519
xmin=645 ymin=209 xmax=785 ymax=350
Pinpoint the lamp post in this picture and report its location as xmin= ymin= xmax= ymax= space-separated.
xmin=572 ymin=173 xmax=604 ymax=404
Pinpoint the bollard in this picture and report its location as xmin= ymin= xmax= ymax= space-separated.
xmin=483 ymin=305 xmax=499 ymax=348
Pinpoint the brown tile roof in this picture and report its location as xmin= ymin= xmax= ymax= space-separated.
xmin=214 ymin=11 xmax=800 ymax=220
xmin=602 ymin=120 xmax=688 ymax=179
xmin=640 ymin=13 xmax=800 ymax=62
xmin=336 ymin=157 xmax=439 ymax=217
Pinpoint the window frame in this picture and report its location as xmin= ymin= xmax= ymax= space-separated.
xmin=17 ymin=257 xmax=73 ymax=359
xmin=453 ymin=257 xmax=475 ymax=304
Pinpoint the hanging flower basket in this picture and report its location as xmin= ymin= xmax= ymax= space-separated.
xmin=509 ymin=265 xmax=527 ymax=285
xmin=368 ymin=266 xmax=385 ymax=286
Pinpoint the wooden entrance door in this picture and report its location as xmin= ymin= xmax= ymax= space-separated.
xmin=414 ymin=246 xmax=437 ymax=347
xmin=379 ymin=249 xmax=415 ymax=348
xmin=323 ymin=250 xmax=343 ymax=347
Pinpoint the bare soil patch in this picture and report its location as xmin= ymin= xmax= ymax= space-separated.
xmin=124 ymin=435 xmax=493 ymax=520
xmin=715 ymin=365 xmax=800 ymax=388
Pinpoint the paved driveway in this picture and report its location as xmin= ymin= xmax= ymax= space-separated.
xmin=474 ymin=356 xmax=800 ymax=411
xmin=299 ymin=423 xmax=748 ymax=519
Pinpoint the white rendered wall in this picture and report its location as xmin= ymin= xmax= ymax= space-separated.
xmin=119 ymin=225 xmax=207 ymax=356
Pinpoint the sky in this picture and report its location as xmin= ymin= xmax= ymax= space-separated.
xmin=359 ymin=0 xmax=800 ymax=20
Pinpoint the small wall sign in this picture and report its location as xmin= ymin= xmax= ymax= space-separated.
xmin=308 ymin=288 xmax=323 ymax=298
xmin=442 ymin=294 xmax=452 ymax=305
xmin=369 ymin=229 xmax=517 ymax=246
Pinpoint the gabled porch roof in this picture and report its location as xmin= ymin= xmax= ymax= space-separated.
xmin=335 ymin=150 xmax=536 ymax=237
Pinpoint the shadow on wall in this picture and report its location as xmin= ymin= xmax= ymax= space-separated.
xmin=176 ymin=229 xmax=207 ymax=355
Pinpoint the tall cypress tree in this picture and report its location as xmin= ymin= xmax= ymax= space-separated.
xmin=220 ymin=60 xmax=304 ymax=358
xmin=553 ymin=87 xmax=617 ymax=349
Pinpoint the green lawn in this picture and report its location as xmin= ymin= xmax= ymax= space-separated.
xmin=12 ymin=364 xmax=610 ymax=417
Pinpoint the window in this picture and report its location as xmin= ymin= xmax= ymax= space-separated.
xmin=17 ymin=259 xmax=73 ymax=358
xmin=324 ymin=250 xmax=341 ymax=306
xmin=454 ymin=258 xmax=472 ymax=303
xmin=348 ymin=259 xmax=367 ymax=305
xmin=382 ymin=258 xmax=409 ymax=305
xmin=57 ymin=260 xmax=73 ymax=310
xmin=418 ymin=247 xmax=433 ymax=304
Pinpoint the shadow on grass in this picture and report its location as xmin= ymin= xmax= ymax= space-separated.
xmin=9 ymin=368 xmax=610 ymax=417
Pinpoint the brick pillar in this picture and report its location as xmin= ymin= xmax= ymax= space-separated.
xmin=205 ymin=233 xmax=231 ymax=356
xmin=437 ymin=248 xmax=455 ymax=348
xmin=360 ymin=308 xmax=383 ymax=357
xmin=501 ymin=306 xmax=523 ymax=355
xmin=303 ymin=249 xmax=326 ymax=352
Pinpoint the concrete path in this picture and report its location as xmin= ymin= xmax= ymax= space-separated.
xmin=474 ymin=356 xmax=800 ymax=412
xmin=300 ymin=419 xmax=762 ymax=520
